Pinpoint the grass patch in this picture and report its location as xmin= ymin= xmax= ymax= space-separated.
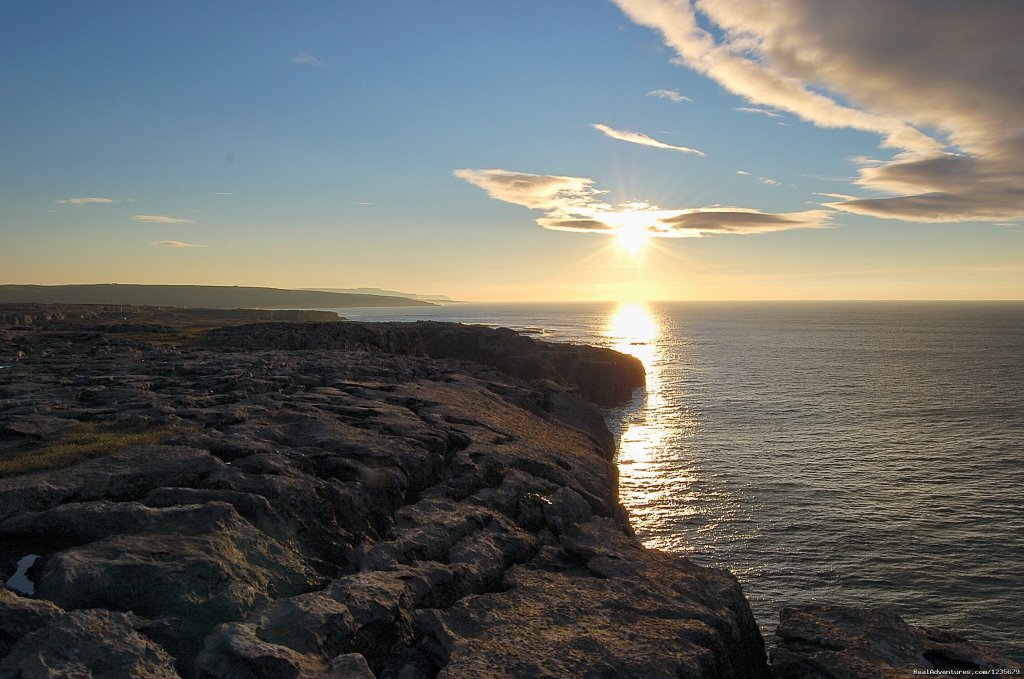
xmin=0 ymin=422 xmax=184 ymax=478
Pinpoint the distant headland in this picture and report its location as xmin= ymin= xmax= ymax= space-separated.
xmin=0 ymin=284 xmax=437 ymax=309
xmin=302 ymin=287 xmax=455 ymax=303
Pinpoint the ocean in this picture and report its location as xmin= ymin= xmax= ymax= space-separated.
xmin=334 ymin=301 xmax=1024 ymax=659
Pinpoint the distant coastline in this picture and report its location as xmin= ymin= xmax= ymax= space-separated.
xmin=0 ymin=284 xmax=436 ymax=309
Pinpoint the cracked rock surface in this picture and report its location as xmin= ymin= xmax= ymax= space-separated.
xmin=1 ymin=318 xmax=765 ymax=678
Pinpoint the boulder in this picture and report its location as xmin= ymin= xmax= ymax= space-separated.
xmin=0 ymin=609 xmax=181 ymax=679
xmin=0 ymin=589 xmax=65 ymax=657
xmin=772 ymin=604 xmax=1023 ymax=677
xmin=423 ymin=518 xmax=769 ymax=679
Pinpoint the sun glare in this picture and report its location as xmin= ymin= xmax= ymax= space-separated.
xmin=616 ymin=224 xmax=650 ymax=255
xmin=608 ymin=211 xmax=656 ymax=256
xmin=607 ymin=302 xmax=658 ymax=353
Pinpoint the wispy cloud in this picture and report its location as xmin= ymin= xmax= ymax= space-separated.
xmin=647 ymin=88 xmax=690 ymax=102
xmin=151 ymin=240 xmax=205 ymax=248
xmin=57 ymin=197 xmax=130 ymax=205
xmin=455 ymin=168 xmax=829 ymax=238
xmin=611 ymin=0 xmax=1024 ymax=223
xmin=291 ymin=52 xmax=327 ymax=67
xmin=736 ymin=107 xmax=782 ymax=119
xmin=760 ymin=177 xmax=780 ymax=186
xmin=611 ymin=0 xmax=941 ymax=155
xmin=208 ymin=192 xmax=232 ymax=196
xmin=132 ymin=214 xmax=194 ymax=224
xmin=592 ymin=123 xmax=705 ymax=156
xmin=736 ymin=170 xmax=750 ymax=176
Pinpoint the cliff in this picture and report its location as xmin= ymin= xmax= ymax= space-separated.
xmin=0 ymin=315 xmax=762 ymax=678
xmin=1 ymin=313 xmax=1017 ymax=678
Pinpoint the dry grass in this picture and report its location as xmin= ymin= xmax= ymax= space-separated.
xmin=0 ymin=422 xmax=183 ymax=478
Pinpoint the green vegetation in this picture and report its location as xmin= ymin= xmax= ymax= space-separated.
xmin=0 ymin=422 xmax=184 ymax=478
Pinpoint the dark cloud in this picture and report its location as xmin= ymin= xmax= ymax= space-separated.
xmin=659 ymin=209 xmax=829 ymax=234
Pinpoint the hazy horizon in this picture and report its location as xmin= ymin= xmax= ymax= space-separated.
xmin=2 ymin=2 xmax=1022 ymax=301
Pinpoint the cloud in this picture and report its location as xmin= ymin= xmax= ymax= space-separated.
xmin=647 ymin=88 xmax=690 ymax=102
xmin=291 ymin=52 xmax=326 ymax=67
xmin=456 ymin=168 xmax=829 ymax=238
xmin=611 ymin=0 xmax=1024 ymax=223
xmin=760 ymin=177 xmax=780 ymax=186
xmin=592 ymin=123 xmax=705 ymax=156
xmin=813 ymin=192 xmax=857 ymax=201
xmin=658 ymin=208 xmax=829 ymax=235
xmin=736 ymin=170 xmax=750 ymax=176
xmin=57 ymin=197 xmax=127 ymax=205
xmin=454 ymin=168 xmax=608 ymax=212
xmin=736 ymin=107 xmax=782 ymax=118
xmin=132 ymin=214 xmax=194 ymax=224
xmin=151 ymin=240 xmax=205 ymax=248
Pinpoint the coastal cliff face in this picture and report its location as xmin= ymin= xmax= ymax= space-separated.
xmin=202 ymin=320 xmax=647 ymax=407
xmin=0 ymin=319 xmax=764 ymax=678
xmin=3 ymin=314 xmax=1016 ymax=678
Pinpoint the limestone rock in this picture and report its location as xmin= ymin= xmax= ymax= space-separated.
xmin=0 ymin=589 xmax=65 ymax=657
xmin=202 ymin=320 xmax=645 ymax=406
xmin=0 ymin=609 xmax=181 ymax=679
xmin=0 ymin=446 xmax=225 ymax=523
xmin=425 ymin=518 xmax=768 ymax=678
xmin=772 ymin=604 xmax=1023 ymax=677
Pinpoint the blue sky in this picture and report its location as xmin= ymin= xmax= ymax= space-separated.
xmin=2 ymin=1 xmax=1022 ymax=300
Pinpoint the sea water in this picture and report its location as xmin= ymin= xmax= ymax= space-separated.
xmin=334 ymin=301 xmax=1024 ymax=659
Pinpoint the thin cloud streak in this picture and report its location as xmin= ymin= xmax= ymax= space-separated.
xmin=132 ymin=214 xmax=194 ymax=224
xmin=291 ymin=52 xmax=327 ymax=67
xmin=455 ymin=168 xmax=829 ymax=238
xmin=611 ymin=0 xmax=1024 ymax=223
xmin=647 ymin=88 xmax=690 ymax=102
xmin=57 ymin=197 xmax=128 ymax=205
xmin=592 ymin=123 xmax=705 ymax=156
xmin=736 ymin=107 xmax=782 ymax=118
xmin=151 ymin=240 xmax=205 ymax=248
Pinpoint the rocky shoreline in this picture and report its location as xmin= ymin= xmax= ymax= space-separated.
xmin=0 ymin=307 xmax=1018 ymax=677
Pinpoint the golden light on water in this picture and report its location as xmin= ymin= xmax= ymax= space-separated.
xmin=607 ymin=302 xmax=658 ymax=352
xmin=605 ymin=302 xmax=704 ymax=551
xmin=606 ymin=302 xmax=664 ymax=464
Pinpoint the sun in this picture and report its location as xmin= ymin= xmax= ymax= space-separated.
xmin=608 ymin=210 xmax=657 ymax=255
xmin=616 ymin=223 xmax=650 ymax=255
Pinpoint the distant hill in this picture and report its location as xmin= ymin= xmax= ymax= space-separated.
xmin=0 ymin=285 xmax=436 ymax=309
xmin=305 ymin=287 xmax=453 ymax=303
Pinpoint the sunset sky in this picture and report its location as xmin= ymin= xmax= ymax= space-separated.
xmin=2 ymin=1 xmax=1022 ymax=301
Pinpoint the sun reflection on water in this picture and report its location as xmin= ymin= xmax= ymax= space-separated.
xmin=605 ymin=302 xmax=703 ymax=551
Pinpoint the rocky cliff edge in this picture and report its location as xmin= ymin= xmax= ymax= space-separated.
xmin=0 ymin=318 xmax=764 ymax=678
